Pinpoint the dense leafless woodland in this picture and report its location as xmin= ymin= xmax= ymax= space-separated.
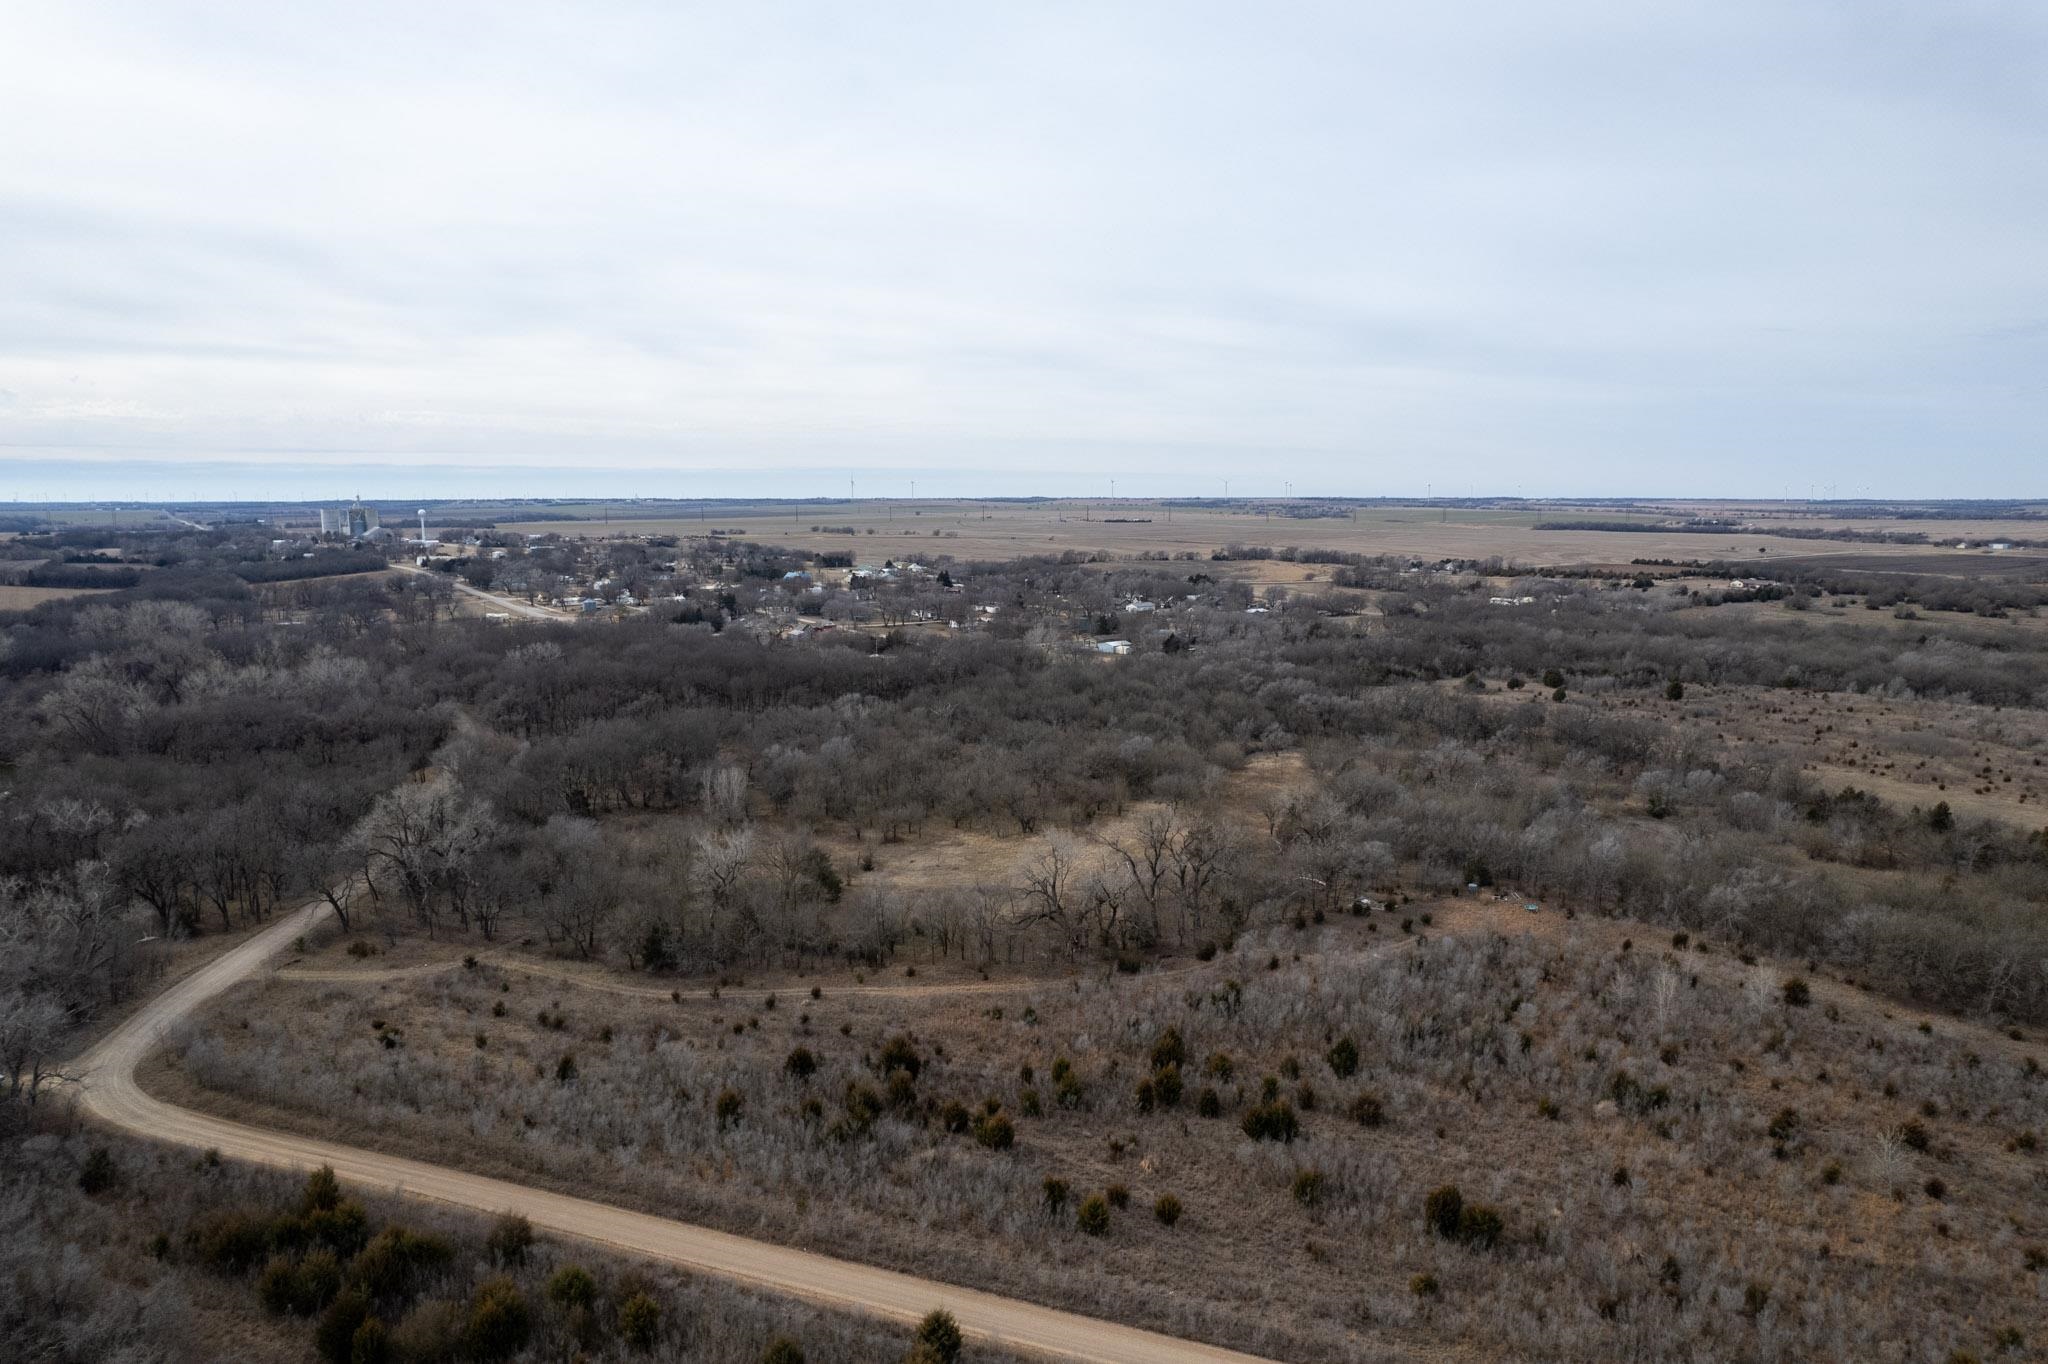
xmin=5 ymin=524 xmax=2048 ymax=1360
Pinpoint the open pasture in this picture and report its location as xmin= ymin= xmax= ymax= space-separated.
xmin=495 ymin=500 xmax=1969 ymax=568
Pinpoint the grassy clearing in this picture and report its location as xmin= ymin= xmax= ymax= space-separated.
xmin=156 ymin=898 xmax=2048 ymax=1364
xmin=0 ymin=583 xmax=122 ymax=609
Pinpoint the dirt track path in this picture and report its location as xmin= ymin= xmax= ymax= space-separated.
xmin=278 ymin=949 xmax=1195 ymax=1002
xmin=69 ymin=902 xmax=1274 ymax=1364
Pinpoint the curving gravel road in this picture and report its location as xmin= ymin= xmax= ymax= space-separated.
xmin=69 ymin=902 xmax=1275 ymax=1364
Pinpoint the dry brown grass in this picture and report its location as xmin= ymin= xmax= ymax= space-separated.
xmin=4 ymin=1120 xmax=1018 ymax=1364
xmin=1717 ymin=592 xmax=2048 ymax=640
xmin=152 ymin=889 xmax=2048 ymax=1363
xmin=806 ymin=752 xmax=1307 ymax=895
xmin=1458 ymin=672 xmax=2048 ymax=832
xmin=0 ymin=583 xmax=120 ymax=609
xmin=1646 ymin=684 xmax=2045 ymax=829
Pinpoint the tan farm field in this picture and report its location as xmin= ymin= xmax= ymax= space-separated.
xmin=495 ymin=501 xmax=1956 ymax=569
xmin=0 ymin=583 xmax=121 ymax=609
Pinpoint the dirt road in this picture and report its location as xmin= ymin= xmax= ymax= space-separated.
xmin=69 ymin=903 xmax=1274 ymax=1363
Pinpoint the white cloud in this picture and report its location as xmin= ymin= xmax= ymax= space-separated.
xmin=1 ymin=1 xmax=2043 ymax=498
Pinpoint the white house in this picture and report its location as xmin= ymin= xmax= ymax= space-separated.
xmin=1095 ymin=639 xmax=1133 ymax=655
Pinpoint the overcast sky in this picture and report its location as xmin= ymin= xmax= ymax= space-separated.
xmin=2 ymin=2 xmax=2043 ymax=502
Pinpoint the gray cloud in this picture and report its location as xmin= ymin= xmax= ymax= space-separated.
xmin=1 ymin=1 xmax=2043 ymax=499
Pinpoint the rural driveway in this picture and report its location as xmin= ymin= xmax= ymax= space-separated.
xmin=69 ymin=902 xmax=1276 ymax=1364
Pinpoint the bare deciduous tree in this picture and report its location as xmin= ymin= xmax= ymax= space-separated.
xmin=690 ymin=825 xmax=755 ymax=944
xmin=1099 ymin=810 xmax=1176 ymax=945
xmin=350 ymin=776 xmax=499 ymax=936
xmin=1015 ymin=837 xmax=1090 ymax=956
xmin=0 ymin=989 xmax=69 ymax=1104
xmin=700 ymin=764 xmax=749 ymax=828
